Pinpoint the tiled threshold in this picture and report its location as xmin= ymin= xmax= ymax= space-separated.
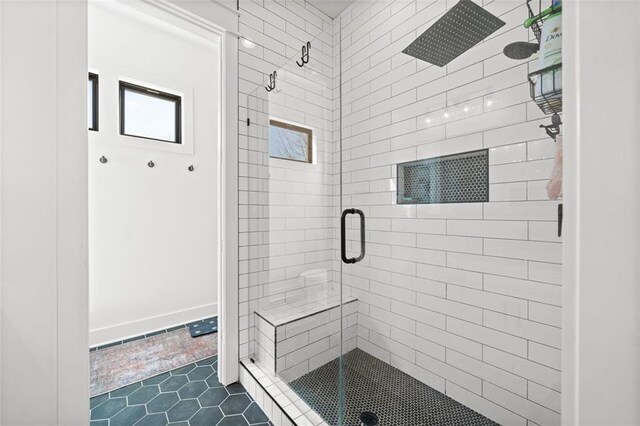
xmin=240 ymin=359 xmax=328 ymax=426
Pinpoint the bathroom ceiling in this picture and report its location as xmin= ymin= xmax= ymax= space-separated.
xmin=307 ymin=0 xmax=353 ymax=18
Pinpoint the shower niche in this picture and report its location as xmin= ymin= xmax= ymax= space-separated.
xmin=397 ymin=149 xmax=489 ymax=205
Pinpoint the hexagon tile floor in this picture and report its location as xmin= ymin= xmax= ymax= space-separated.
xmin=90 ymin=356 xmax=273 ymax=426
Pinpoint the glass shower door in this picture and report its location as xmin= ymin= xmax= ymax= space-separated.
xmin=241 ymin=19 xmax=348 ymax=425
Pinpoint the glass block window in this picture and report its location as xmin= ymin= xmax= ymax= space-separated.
xmin=397 ymin=149 xmax=489 ymax=204
xmin=88 ymin=73 xmax=99 ymax=131
xmin=119 ymin=81 xmax=181 ymax=144
xmin=269 ymin=119 xmax=312 ymax=163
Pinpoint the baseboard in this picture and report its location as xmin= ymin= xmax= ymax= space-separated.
xmin=89 ymin=302 xmax=218 ymax=347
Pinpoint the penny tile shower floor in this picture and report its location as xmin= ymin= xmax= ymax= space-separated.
xmin=290 ymin=348 xmax=499 ymax=426
xmin=90 ymin=356 xmax=273 ymax=426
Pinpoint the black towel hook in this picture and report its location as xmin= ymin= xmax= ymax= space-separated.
xmin=540 ymin=113 xmax=562 ymax=140
xmin=265 ymin=71 xmax=277 ymax=92
xmin=99 ymin=155 xmax=108 ymax=164
xmin=296 ymin=41 xmax=311 ymax=67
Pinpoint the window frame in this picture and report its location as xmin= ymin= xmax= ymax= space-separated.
xmin=268 ymin=119 xmax=313 ymax=164
xmin=88 ymin=73 xmax=99 ymax=131
xmin=119 ymin=80 xmax=182 ymax=144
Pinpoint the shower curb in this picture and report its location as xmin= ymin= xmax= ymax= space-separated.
xmin=240 ymin=359 xmax=330 ymax=426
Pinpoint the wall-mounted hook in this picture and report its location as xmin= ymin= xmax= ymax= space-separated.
xmin=540 ymin=113 xmax=562 ymax=140
xmin=99 ymin=155 xmax=108 ymax=164
xmin=265 ymin=71 xmax=277 ymax=92
xmin=296 ymin=41 xmax=311 ymax=67
xmin=148 ymin=160 xmax=155 ymax=168
xmin=188 ymin=165 xmax=194 ymax=172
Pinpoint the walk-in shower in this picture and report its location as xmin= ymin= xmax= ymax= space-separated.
xmin=240 ymin=0 xmax=563 ymax=424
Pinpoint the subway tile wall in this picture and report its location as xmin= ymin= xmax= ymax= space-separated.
xmin=338 ymin=0 xmax=562 ymax=425
xmin=239 ymin=0 xmax=562 ymax=425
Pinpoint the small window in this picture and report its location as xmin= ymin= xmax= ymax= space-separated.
xmin=88 ymin=73 xmax=99 ymax=131
xmin=269 ymin=120 xmax=312 ymax=163
xmin=119 ymin=81 xmax=181 ymax=144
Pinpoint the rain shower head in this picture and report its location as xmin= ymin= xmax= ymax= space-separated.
xmin=402 ymin=0 xmax=506 ymax=67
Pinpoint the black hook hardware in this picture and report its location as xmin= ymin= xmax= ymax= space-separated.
xmin=265 ymin=71 xmax=277 ymax=92
xmin=148 ymin=161 xmax=155 ymax=168
xmin=188 ymin=165 xmax=194 ymax=172
xmin=296 ymin=41 xmax=311 ymax=67
xmin=99 ymin=155 xmax=108 ymax=164
xmin=540 ymin=113 xmax=562 ymax=140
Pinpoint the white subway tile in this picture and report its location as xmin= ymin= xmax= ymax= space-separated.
xmin=447 ymin=317 xmax=528 ymax=357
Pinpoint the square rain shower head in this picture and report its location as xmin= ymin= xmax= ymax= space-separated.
xmin=402 ymin=0 xmax=506 ymax=67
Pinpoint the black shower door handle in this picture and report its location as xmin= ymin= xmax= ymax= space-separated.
xmin=341 ymin=208 xmax=365 ymax=264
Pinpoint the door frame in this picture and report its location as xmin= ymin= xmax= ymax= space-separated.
xmin=104 ymin=0 xmax=241 ymax=387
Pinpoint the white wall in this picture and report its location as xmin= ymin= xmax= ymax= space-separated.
xmin=88 ymin=1 xmax=221 ymax=345
xmin=0 ymin=0 xmax=89 ymax=423
xmin=563 ymin=1 xmax=640 ymax=424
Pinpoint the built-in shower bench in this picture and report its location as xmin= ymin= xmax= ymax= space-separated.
xmin=253 ymin=295 xmax=358 ymax=381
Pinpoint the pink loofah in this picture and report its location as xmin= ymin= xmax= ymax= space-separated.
xmin=546 ymin=134 xmax=563 ymax=200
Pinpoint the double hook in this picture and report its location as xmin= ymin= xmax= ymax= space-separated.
xmin=296 ymin=41 xmax=311 ymax=67
xmin=265 ymin=71 xmax=277 ymax=92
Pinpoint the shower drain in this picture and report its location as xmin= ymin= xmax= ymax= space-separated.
xmin=360 ymin=411 xmax=379 ymax=426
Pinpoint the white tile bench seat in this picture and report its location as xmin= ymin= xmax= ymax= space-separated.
xmin=254 ymin=295 xmax=358 ymax=381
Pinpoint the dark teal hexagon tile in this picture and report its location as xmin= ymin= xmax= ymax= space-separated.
xmin=244 ymin=403 xmax=269 ymax=424
xmin=220 ymin=394 xmax=252 ymax=416
xmin=142 ymin=372 xmax=170 ymax=386
xmin=110 ymin=382 xmax=142 ymax=398
xmin=90 ymin=420 xmax=108 ymax=426
xmin=196 ymin=357 xmax=216 ymax=366
xmin=167 ymin=422 xmax=189 ymax=426
xmin=90 ymin=393 xmax=109 ymax=409
xmin=177 ymin=380 xmax=207 ymax=399
xmin=206 ymin=374 xmax=223 ymax=388
xmin=225 ymin=383 xmax=246 ymax=395
xmin=217 ymin=415 xmax=249 ymax=426
xmin=166 ymin=399 xmax=200 ymax=422
xmin=147 ymin=392 xmax=179 ymax=413
xmin=198 ymin=387 xmax=228 ymax=407
xmin=159 ymin=375 xmax=189 ymax=392
xmin=128 ymin=385 xmax=160 ymax=405
xmin=110 ymin=405 xmax=145 ymax=426
xmin=134 ymin=413 xmax=169 ymax=426
xmin=187 ymin=366 xmax=213 ymax=381
xmin=189 ymin=407 xmax=224 ymax=426
xmin=170 ymin=364 xmax=196 ymax=375
xmin=91 ymin=397 xmax=127 ymax=420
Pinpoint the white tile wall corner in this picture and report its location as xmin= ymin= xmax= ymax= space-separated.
xmin=337 ymin=0 xmax=562 ymax=425
xmin=240 ymin=360 xmax=331 ymax=426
